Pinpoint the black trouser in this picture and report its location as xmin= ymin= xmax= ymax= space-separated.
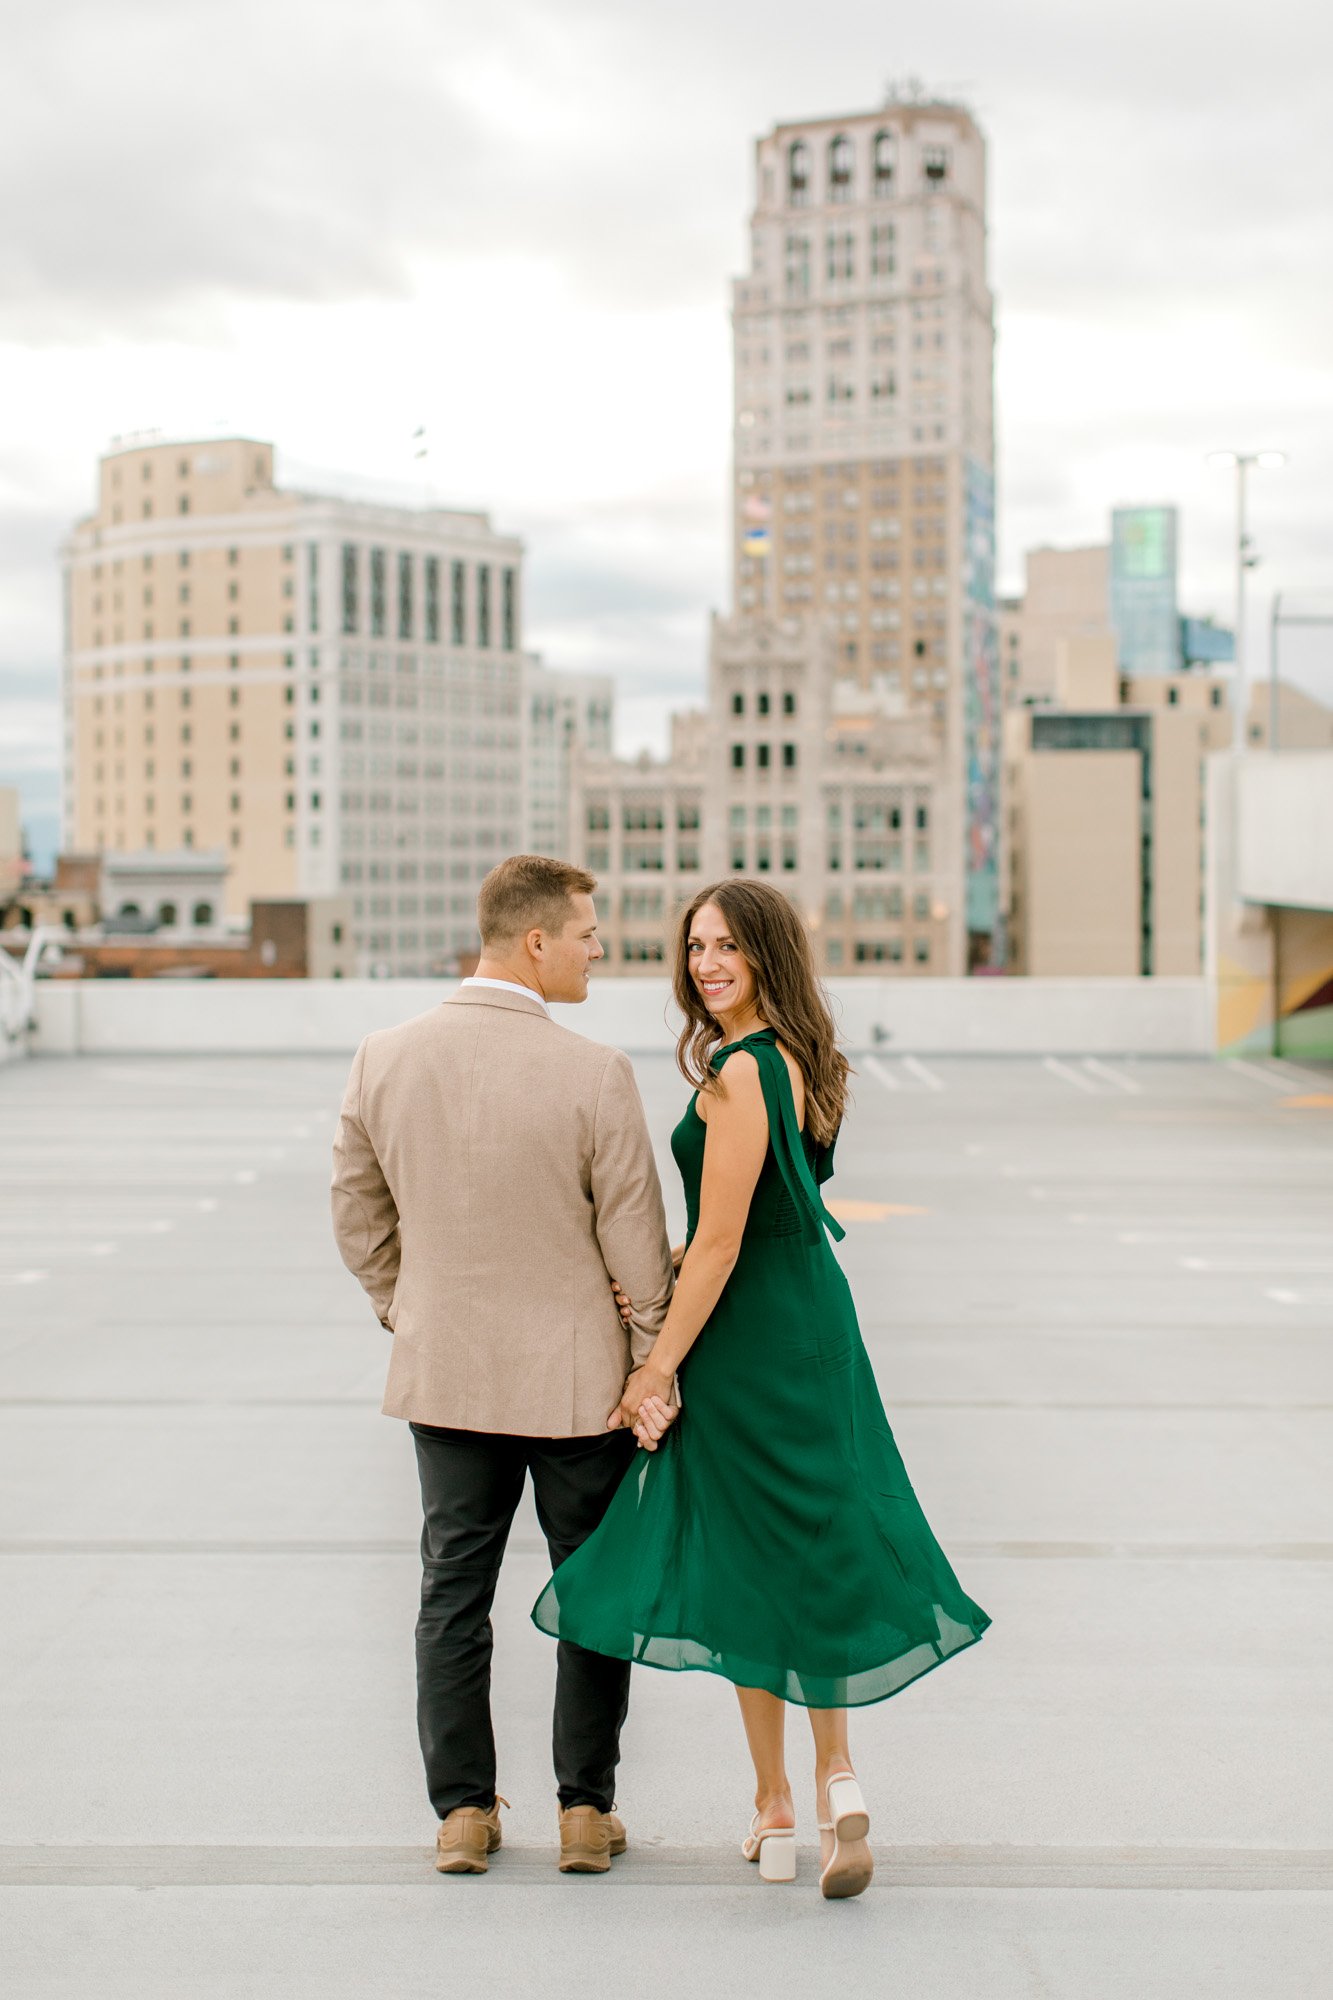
xmin=410 ymin=1422 xmax=637 ymax=1819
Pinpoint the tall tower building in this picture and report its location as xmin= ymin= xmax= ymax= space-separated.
xmin=730 ymin=93 xmax=1000 ymax=967
xmin=61 ymin=436 xmax=525 ymax=975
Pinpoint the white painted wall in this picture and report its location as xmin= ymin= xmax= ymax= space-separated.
xmin=1236 ymin=752 xmax=1333 ymax=912
xmin=30 ymin=974 xmax=1215 ymax=1057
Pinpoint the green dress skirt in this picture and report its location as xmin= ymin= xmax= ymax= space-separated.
xmin=531 ymin=1029 xmax=990 ymax=1708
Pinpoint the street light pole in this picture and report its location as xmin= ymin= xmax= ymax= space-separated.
xmin=1207 ymin=450 xmax=1286 ymax=754
xmin=1233 ymin=456 xmax=1249 ymax=748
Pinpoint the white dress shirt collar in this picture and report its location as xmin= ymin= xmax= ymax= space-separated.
xmin=459 ymin=975 xmax=552 ymax=1018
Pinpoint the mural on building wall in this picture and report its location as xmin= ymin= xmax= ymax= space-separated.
xmin=963 ymin=459 xmax=1000 ymax=958
xmin=1215 ymin=908 xmax=1333 ymax=1061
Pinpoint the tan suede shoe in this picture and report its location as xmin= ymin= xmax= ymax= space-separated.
xmin=558 ymin=1803 xmax=628 ymax=1874
xmin=435 ymin=1796 xmax=509 ymax=1875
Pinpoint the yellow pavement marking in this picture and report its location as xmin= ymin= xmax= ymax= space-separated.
xmin=1280 ymin=1095 xmax=1333 ymax=1110
xmin=825 ymin=1199 xmax=929 ymax=1221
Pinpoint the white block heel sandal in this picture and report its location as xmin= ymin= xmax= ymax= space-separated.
xmin=742 ymin=1814 xmax=798 ymax=1883
xmin=818 ymin=1773 xmax=873 ymax=1900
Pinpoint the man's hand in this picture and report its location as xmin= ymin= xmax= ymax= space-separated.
xmin=607 ymin=1364 xmax=678 ymax=1450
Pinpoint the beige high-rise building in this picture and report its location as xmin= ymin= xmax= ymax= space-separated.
xmin=730 ymin=93 xmax=999 ymax=967
xmin=1002 ymin=629 xmax=1333 ymax=976
xmin=522 ymin=658 xmax=614 ymax=859
xmin=62 ymin=436 xmax=526 ymax=974
xmin=999 ymin=545 xmax=1110 ymax=707
xmin=571 ymin=613 xmax=946 ymax=974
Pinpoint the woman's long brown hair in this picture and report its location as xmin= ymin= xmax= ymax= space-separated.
xmin=672 ymin=879 xmax=851 ymax=1145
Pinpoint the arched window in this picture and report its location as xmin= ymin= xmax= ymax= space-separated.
xmin=158 ymin=901 xmax=177 ymax=926
xmin=828 ymin=134 xmax=853 ymax=203
xmin=117 ymin=901 xmax=140 ymax=918
xmin=192 ymin=901 xmax=214 ymax=926
xmin=874 ymin=130 xmax=896 ymax=196
xmin=787 ymin=139 xmax=809 ymax=208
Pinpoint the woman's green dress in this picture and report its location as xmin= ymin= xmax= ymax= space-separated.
xmin=531 ymin=1030 xmax=990 ymax=1707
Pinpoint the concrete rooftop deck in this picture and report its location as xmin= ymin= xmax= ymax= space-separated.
xmin=2 ymin=1045 xmax=1332 ymax=1997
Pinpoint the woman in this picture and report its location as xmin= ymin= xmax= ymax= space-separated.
xmin=531 ymin=880 xmax=990 ymax=1898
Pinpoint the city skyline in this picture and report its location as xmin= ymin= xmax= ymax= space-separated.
xmin=4 ymin=1 xmax=1333 ymax=867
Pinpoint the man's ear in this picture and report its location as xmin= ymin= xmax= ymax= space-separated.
xmin=525 ymin=926 xmax=546 ymax=961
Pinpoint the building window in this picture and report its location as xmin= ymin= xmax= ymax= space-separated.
xmin=826 ymin=230 xmax=855 ymax=283
xmin=732 ymin=691 xmax=745 ymax=715
xmin=757 ymin=743 xmax=771 ymax=768
xmin=425 ymin=558 xmax=440 ymax=643
xmin=828 ymin=133 xmax=853 ymax=203
xmin=756 ymin=691 xmax=771 ymax=716
xmin=782 ymin=743 xmax=797 ymax=769
xmin=397 ymin=552 xmax=413 ymax=639
xmin=914 ymin=937 xmax=931 ymax=964
xmin=874 ymin=130 xmax=896 ymax=196
xmin=784 ymin=233 xmax=810 ymax=298
xmin=307 ymin=545 xmax=319 ymax=633
xmin=782 ymin=691 xmax=796 ymax=715
xmin=871 ymin=223 xmax=896 ymax=278
xmin=788 ymin=138 xmax=810 ymax=207
xmin=193 ymin=901 xmax=213 ymax=926
xmin=501 ymin=567 xmax=516 ymax=651
xmin=451 ymin=561 xmax=466 ymax=644
xmin=732 ymin=744 xmax=745 ymax=769
xmin=370 ymin=548 xmax=386 ymax=635
xmin=922 ymin=144 xmax=949 ymax=185
xmin=341 ymin=545 xmax=358 ymax=633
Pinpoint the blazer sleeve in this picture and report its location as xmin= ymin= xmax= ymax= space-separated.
xmin=589 ymin=1049 xmax=675 ymax=1368
xmin=330 ymin=1036 xmax=401 ymax=1328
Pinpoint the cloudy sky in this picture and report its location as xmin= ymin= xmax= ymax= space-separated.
xmin=3 ymin=0 xmax=1332 ymax=865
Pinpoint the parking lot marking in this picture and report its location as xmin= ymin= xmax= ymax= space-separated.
xmin=1043 ymin=1057 xmax=1101 ymax=1095
xmin=902 ymin=1056 xmax=945 ymax=1092
xmin=1083 ymin=1058 xmax=1142 ymax=1095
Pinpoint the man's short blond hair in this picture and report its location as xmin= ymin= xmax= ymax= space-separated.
xmin=477 ymin=854 xmax=597 ymax=948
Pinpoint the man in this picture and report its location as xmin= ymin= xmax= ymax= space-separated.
xmin=331 ymin=856 xmax=675 ymax=1877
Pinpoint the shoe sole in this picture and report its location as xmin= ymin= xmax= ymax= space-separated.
xmin=820 ymin=1838 xmax=874 ymax=1900
xmin=559 ymin=1838 xmax=627 ymax=1874
xmin=436 ymin=1836 xmax=501 ymax=1876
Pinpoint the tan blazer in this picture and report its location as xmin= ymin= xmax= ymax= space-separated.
xmin=330 ymin=984 xmax=674 ymax=1436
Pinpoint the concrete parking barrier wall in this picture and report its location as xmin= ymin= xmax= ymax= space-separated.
xmin=30 ymin=975 xmax=1216 ymax=1057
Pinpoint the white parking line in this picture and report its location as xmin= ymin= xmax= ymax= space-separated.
xmin=902 ymin=1057 xmax=945 ymax=1092
xmin=1043 ymin=1057 xmax=1102 ymax=1095
xmin=864 ymin=1057 xmax=901 ymax=1092
xmin=1226 ymin=1060 xmax=1291 ymax=1091
xmin=1120 ymin=1230 xmax=1333 ymax=1246
xmin=1182 ymin=1257 xmax=1333 ymax=1274
xmin=1083 ymin=1058 xmax=1142 ymax=1096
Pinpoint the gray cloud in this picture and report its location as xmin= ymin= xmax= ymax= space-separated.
xmin=4 ymin=0 xmax=1333 ymax=867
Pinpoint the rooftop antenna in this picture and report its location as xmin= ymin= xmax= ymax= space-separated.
xmin=412 ymin=424 xmax=434 ymax=509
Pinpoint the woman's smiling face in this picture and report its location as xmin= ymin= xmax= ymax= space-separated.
xmin=687 ymin=902 xmax=758 ymax=1023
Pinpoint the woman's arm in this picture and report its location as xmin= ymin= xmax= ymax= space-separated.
xmin=609 ymin=1051 xmax=769 ymax=1426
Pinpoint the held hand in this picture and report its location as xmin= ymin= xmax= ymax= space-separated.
xmin=610 ymin=1277 xmax=634 ymax=1330
xmin=632 ymin=1394 xmax=675 ymax=1450
xmin=607 ymin=1364 xmax=676 ymax=1443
